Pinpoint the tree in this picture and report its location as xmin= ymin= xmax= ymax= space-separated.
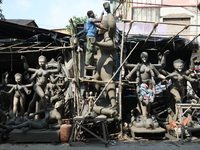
xmin=68 ymin=16 xmax=87 ymax=28
xmin=67 ymin=14 xmax=99 ymax=34
xmin=66 ymin=15 xmax=87 ymax=33
xmin=0 ymin=0 xmax=5 ymax=20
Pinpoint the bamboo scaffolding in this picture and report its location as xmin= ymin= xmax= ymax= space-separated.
xmin=17 ymin=42 xmax=41 ymax=51
xmin=161 ymin=25 xmax=189 ymax=50
xmin=0 ymin=46 xmax=72 ymax=54
xmin=120 ymin=20 xmax=200 ymax=52
xmin=180 ymin=33 xmax=200 ymax=50
xmin=39 ymin=42 xmax=53 ymax=51
xmin=0 ymin=42 xmax=23 ymax=51
xmin=122 ymin=19 xmax=194 ymax=26
xmin=141 ymin=22 xmax=158 ymax=49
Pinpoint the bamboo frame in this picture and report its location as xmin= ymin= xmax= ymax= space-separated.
xmin=0 ymin=46 xmax=72 ymax=53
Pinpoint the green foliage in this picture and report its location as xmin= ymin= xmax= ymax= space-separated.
xmin=66 ymin=16 xmax=87 ymax=30
xmin=0 ymin=0 xmax=5 ymax=20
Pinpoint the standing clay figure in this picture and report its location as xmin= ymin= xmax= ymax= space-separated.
xmin=1 ymin=73 xmax=32 ymax=120
xmin=93 ymin=2 xmax=118 ymax=116
xmin=8 ymin=100 xmax=63 ymax=131
xmin=21 ymin=55 xmax=61 ymax=119
xmin=126 ymin=52 xmax=166 ymax=117
xmin=126 ymin=51 xmax=167 ymax=129
xmin=163 ymin=58 xmax=199 ymax=116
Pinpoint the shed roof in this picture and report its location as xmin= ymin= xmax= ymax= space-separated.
xmin=6 ymin=19 xmax=38 ymax=27
xmin=0 ymin=19 xmax=69 ymax=39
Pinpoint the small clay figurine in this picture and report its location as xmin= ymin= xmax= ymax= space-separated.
xmin=1 ymin=73 xmax=32 ymax=120
xmin=87 ymin=91 xmax=95 ymax=114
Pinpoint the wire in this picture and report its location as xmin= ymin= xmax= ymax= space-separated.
xmin=126 ymin=1 xmax=197 ymax=7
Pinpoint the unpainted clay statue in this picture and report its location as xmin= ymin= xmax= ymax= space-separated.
xmin=126 ymin=52 xmax=166 ymax=116
xmin=45 ymin=74 xmax=64 ymax=105
xmin=162 ymin=57 xmax=199 ymax=118
xmin=8 ymin=100 xmax=63 ymax=131
xmin=93 ymin=2 xmax=118 ymax=117
xmin=126 ymin=51 xmax=167 ymax=129
xmin=1 ymin=73 xmax=32 ymax=120
xmin=45 ymin=57 xmax=68 ymax=106
xmin=21 ymin=55 xmax=61 ymax=120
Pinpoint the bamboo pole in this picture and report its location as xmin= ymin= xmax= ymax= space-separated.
xmin=18 ymin=42 xmax=41 ymax=51
xmin=94 ymin=42 xmax=139 ymax=104
xmin=141 ymin=22 xmax=158 ymax=50
xmin=0 ymin=46 xmax=72 ymax=54
xmin=69 ymin=18 xmax=80 ymax=116
xmin=0 ymin=42 xmax=23 ymax=51
xmin=161 ymin=25 xmax=189 ymax=50
xmin=180 ymin=33 xmax=200 ymax=50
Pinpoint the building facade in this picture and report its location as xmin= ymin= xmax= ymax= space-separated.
xmin=114 ymin=0 xmax=200 ymax=41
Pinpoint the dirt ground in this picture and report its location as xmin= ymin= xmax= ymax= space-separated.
xmin=0 ymin=136 xmax=200 ymax=150
xmin=0 ymin=141 xmax=199 ymax=150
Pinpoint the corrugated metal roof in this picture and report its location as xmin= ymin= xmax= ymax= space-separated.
xmin=6 ymin=19 xmax=38 ymax=27
xmin=0 ymin=19 xmax=69 ymax=39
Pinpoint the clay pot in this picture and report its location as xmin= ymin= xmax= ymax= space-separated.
xmin=60 ymin=119 xmax=72 ymax=142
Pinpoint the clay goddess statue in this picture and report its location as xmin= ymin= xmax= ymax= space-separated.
xmin=126 ymin=51 xmax=167 ymax=129
xmin=1 ymin=73 xmax=32 ymax=121
xmin=93 ymin=2 xmax=118 ymax=117
xmin=21 ymin=55 xmax=61 ymax=120
xmin=162 ymin=58 xmax=199 ymax=117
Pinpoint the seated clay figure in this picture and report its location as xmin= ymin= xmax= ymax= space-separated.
xmin=8 ymin=100 xmax=63 ymax=131
xmin=126 ymin=51 xmax=166 ymax=129
xmin=93 ymin=2 xmax=118 ymax=117
xmin=1 ymin=73 xmax=32 ymax=121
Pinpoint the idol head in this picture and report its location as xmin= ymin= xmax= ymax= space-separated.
xmin=38 ymin=55 xmax=47 ymax=67
xmin=140 ymin=52 xmax=148 ymax=63
xmin=173 ymin=59 xmax=184 ymax=72
xmin=14 ymin=73 xmax=22 ymax=83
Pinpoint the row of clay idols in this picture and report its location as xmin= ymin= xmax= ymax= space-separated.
xmin=0 ymin=55 xmax=66 ymax=131
xmin=125 ymin=51 xmax=199 ymax=129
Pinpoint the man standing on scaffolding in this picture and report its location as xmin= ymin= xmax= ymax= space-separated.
xmin=85 ymin=10 xmax=107 ymax=67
